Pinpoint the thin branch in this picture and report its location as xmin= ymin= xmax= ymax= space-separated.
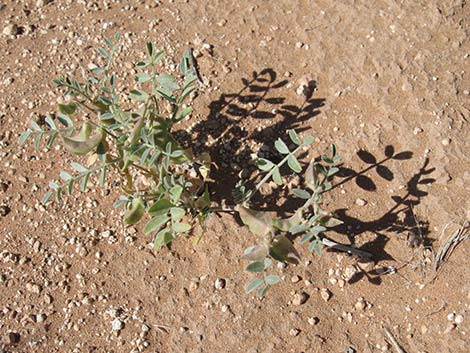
xmin=384 ymin=327 xmax=406 ymax=353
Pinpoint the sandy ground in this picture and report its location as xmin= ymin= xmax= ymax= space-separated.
xmin=0 ymin=0 xmax=469 ymax=352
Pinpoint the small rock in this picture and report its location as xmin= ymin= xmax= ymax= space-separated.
xmin=291 ymin=275 xmax=301 ymax=283
xmin=214 ymin=278 xmax=226 ymax=290
xmin=141 ymin=324 xmax=150 ymax=333
xmin=101 ymin=230 xmax=112 ymax=238
xmin=355 ymin=297 xmax=366 ymax=311
xmin=35 ymin=313 xmax=46 ymax=323
xmin=189 ymin=279 xmax=199 ymax=292
xmin=112 ymin=319 xmax=124 ymax=331
xmin=0 ymin=205 xmax=10 ymax=217
xmin=296 ymin=84 xmax=307 ymax=96
xmin=420 ymin=325 xmax=428 ymax=334
xmin=413 ymin=127 xmax=423 ymax=135
xmin=355 ymin=198 xmax=367 ymax=206
xmin=308 ymin=317 xmax=319 ymax=325
xmin=6 ymin=332 xmax=20 ymax=344
xmin=78 ymin=246 xmax=88 ymax=257
xmin=3 ymin=23 xmax=19 ymax=36
xmin=44 ymin=294 xmax=53 ymax=304
xmin=320 ymin=288 xmax=331 ymax=301
xmin=441 ymin=138 xmax=451 ymax=146
xmin=289 ymin=328 xmax=301 ymax=337
xmin=343 ymin=265 xmax=358 ymax=281
xmin=292 ymin=291 xmax=309 ymax=306
xmin=447 ymin=312 xmax=455 ymax=321
xmin=454 ymin=314 xmax=464 ymax=324
xmin=26 ymin=283 xmax=42 ymax=294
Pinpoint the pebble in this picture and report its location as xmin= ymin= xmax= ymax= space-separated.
xmin=3 ymin=24 xmax=19 ymax=36
xmin=189 ymin=279 xmax=199 ymax=292
xmin=308 ymin=317 xmax=319 ymax=325
xmin=413 ymin=127 xmax=423 ymax=135
xmin=296 ymin=84 xmax=307 ymax=96
xmin=343 ymin=266 xmax=358 ymax=281
xmin=214 ymin=278 xmax=226 ymax=290
xmin=292 ymin=291 xmax=309 ymax=306
xmin=441 ymin=138 xmax=451 ymax=146
xmin=44 ymin=294 xmax=53 ymax=304
xmin=355 ymin=297 xmax=366 ymax=311
xmin=447 ymin=312 xmax=455 ymax=321
xmin=291 ymin=275 xmax=301 ymax=283
xmin=454 ymin=314 xmax=464 ymax=324
xmin=36 ymin=313 xmax=47 ymax=323
xmin=355 ymin=198 xmax=367 ymax=206
xmin=112 ymin=319 xmax=124 ymax=331
xmin=320 ymin=288 xmax=331 ymax=301
xmin=26 ymin=283 xmax=42 ymax=294
xmin=6 ymin=332 xmax=20 ymax=344
xmin=0 ymin=205 xmax=10 ymax=216
xmin=289 ymin=328 xmax=301 ymax=336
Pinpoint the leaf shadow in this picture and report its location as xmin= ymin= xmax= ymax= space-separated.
xmin=330 ymin=156 xmax=435 ymax=285
xmin=176 ymin=68 xmax=324 ymax=206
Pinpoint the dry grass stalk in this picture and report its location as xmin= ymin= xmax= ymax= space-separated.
xmin=433 ymin=221 xmax=470 ymax=275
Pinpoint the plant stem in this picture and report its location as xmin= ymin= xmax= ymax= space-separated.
xmin=246 ymin=145 xmax=304 ymax=203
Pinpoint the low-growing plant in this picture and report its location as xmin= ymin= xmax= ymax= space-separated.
xmin=19 ymin=35 xmax=343 ymax=297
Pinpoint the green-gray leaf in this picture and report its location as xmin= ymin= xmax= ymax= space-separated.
xmin=265 ymin=275 xmax=281 ymax=285
xmin=135 ymin=73 xmax=151 ymax=83
xmin=144 ymin=214 xmax=170 ymax=234
xmin=241 ymin=244 xmax=269 ymax=261
xmin=148 ymin=199 xmax=173 ymax=216
xmin=129 ymin=89 xmax=149 ymax=101
xmin=172 ymin=222 xmax=191 ymax=233
xmin=288 ymin=130 xmax=301 ymax=145
xmin=292 ymin=188 xmax=311 ymax=199
xmin=41 ymin=191 xmax=54 ymax=204
xmin=245 ymin=278 xmax=264 ymax=293
xmin=18 ymin=130 xmax=32 ymax=145
xmin=272 ymin=166 xmax=283 ymax=185
xmin=256 ymin=158 xmax=274 ymax=171
xmin=157 ymin=74 xmax=179 ymax=91
xmin=246 ymin=261 xmax=265 ymax=273
xmin=274 ymin=138 xmax=289 ymax=154
xmin=154 ymin=228 xmax=174 ymax=250
xmin=170 ymin=207 xmax=185 ymax=222
xmin=236 ymin=205 xmax=273 ymax=237
xmin=287 ymin=155 xmax=302 ymax=173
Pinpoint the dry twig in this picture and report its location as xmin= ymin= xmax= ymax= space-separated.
xmin=433 ymin=221 xmax=470 ymax=276
xmin=384 ymin=327 xmax=406 ymax=353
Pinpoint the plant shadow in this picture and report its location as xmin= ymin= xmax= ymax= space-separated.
xmin=329 ymin=150 xmax=435 ymax=285
xmin=176 ymin=68 xmax=436 ymax=287
xmin=176 ymin=68 xmax=324 ymax=205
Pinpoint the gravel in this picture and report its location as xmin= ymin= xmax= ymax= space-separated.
xmin=292 ymin=291 xmax=309 ymax=306
xmin=112 ymin=319 xmax=124 ymax=331
xmin=214 ymin=278 xmax=226 ymax=290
